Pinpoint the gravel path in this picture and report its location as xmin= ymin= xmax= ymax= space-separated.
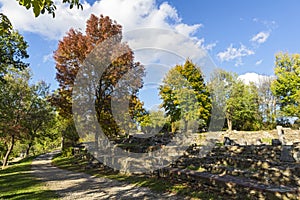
xmin=31 ymin=151 xmax=186 ymax=200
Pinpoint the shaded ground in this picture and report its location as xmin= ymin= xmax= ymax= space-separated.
xmin=31 ymin=151 xmax=186 ymax=200
xmin=0 ymin=156 xmax=57 ymax=200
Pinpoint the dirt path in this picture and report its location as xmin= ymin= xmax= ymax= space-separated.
xmin=31 ymin=151 xmax=185 ymax=200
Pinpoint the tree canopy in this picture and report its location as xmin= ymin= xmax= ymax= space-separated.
xmin=209 ymin=69 xmax=261 ymax=131
xmin=0 ymin=14 xmax=12 ymax=36
xmin=0 ymin=68 xmax=56 ymax=168
xmin=271 ymin=53 xmax=300 ymax=118
xmin=16 ymin=0 xmax=83 ymax=17
xmin=52 ymin=14 xmax=145 ymax=139
xmin=0 ymin=22 xmax=29 ymax=81
xmin=159 ymin=60 xmax=211 ymax=132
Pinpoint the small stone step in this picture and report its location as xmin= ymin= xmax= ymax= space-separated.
xmin=159 ymin=167 xmax=300 ymax=199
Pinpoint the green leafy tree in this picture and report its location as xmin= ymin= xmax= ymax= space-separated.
xmin=0 ymin=69 xmax=31 ymax=168
xmin=22 ymin=81 xmax=56 ymax=157
xmin=0 ymin=1 xmax=82 ymax=36
xmin=209 ymin=70 xmax=262 ymax=131
xmin=271 ymin=53 xmax=300 ymax=118
xmin=228 ymin=81 xmax=261 ymax=131
xmin=159 ymin=60 xmax=211 ymax=132
xmin=0 ymin=14 xmax=12 ymax=36
xmin=16 ymin=0 xmax=82 ymax=17
xmin=208 ymin=69 xmax=235 ymax=131
xmin=0 ymin=68 xmax=58 ymax=167
xmin=139 ymin=109 xmax=169 ymax=133
xmin=257 ymin=76 xmax=277 ymax=129
xmin=0 ymin=21 xmax=28 ymax=81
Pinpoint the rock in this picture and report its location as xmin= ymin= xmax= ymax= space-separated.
xmin=280 ymin=146 xmax=296 ymax=162
xmin=293 ymin=151 xmax=300 ymax=162
xmin=293 ymin=144 xmax=300 ymax=162
xmin=277 ymin=126 xmax=286 ymax=145
xmin=256 ymin=139 xmax=263 ymax=145
xmin=272 ymin=139 xmax=282 ymax=146
xmin=223 ymin=137 xmax=236 ymax=146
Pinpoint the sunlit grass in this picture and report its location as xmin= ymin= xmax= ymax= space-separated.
xmin=0 ymin=156 xmax=58 ymax=200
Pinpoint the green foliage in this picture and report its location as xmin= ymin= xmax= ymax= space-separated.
xmin=209 ymin=70 xmax=262 ymax=131
xmin=257 ymin=76 xmax=277 ymax=129
xmin=208 ymin=69 xmax=234 ymax=130
xmin=62 ymin=147 xmax=74 ymax=157
xmin=271 ymin=53 xmax=300 ymax=118
xmin=56 ymin=117 xmax=79 ymax=149
xmin=139 ymin=109 xmax=169 ymax=133
xmin=0 ymin=14 xmax=12 ymax=36
xmin=16 ymin=0 xmax=83 ymax=17
xmin=21 ymin=81 xmax=57 ymax=156
xmin=0 ymin=68 xmax=59 ymax=166
xmin=261 ymin=138 xmax=272 ymax=145
xmin=228 ymin=81 xmax=262 ymax=131
xmin=0 ymin=68 xmax=32 ymax=141
xmin=159 ymin=60 xmax=212 ymax=132
xmin=0 ymin=25 xmax=29 ymax=81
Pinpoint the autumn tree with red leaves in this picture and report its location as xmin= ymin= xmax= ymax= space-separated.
xmin=52 ymin=14 xmax=145 ymax=141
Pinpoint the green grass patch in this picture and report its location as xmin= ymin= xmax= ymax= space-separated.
xmin=52 ymin=153 xmax=221 ymax=199
xmin=0 ymin=156 xmax=58 ymax=200
xmin=261 ymin=138 xmax=272 ymax=145
xmin=186 ymin=164 xmax=206 ymax=172
xmin=215 ymin=142 xmax=223 ymax=147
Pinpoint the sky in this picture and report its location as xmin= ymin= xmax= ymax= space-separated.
xmin=1 ymin=0 xmax=300 ymax=109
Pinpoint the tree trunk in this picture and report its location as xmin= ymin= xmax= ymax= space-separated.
xmin=2 ymin=135 xmax=15 ymax=169
xmin=94 ymin=132 xmax=99 ymax=149
xmin=184 ymin=120 xmax=188 ymax=133
xmin=61 ymin=136 xmax=64 ymax=150
xmin=25 ymin=142 xmax=32 ymax=157
xmin=227 ymin=118 xmax=232 ymax=132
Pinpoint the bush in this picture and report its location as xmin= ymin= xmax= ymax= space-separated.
xmin=62 ymin=147 xmax=74 ymax=157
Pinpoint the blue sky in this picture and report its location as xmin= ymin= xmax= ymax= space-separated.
xmin=1 ymin=0 xmax=300 ymax=109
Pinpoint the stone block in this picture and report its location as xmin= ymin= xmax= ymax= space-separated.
xmin=272 ymin=139 xmax=281 ymax=146
xmin=280 ymin=146 xmax=296 ymax=162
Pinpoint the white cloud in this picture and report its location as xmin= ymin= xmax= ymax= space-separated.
xmin=0 ymin=0 xmax=215 ymax=70
xmin=197 ymin=38 xmax=217 ymax=51
xmin=43 ymin=53 xmax=53 ymax=63
xmin=253 ymin=18 xmax=278 ymax=30
xmin=255 ymin=59 xmax=263 ymax=65
xmin=251 ymin=31 xmax=270 ymax=44
xmin=0 ymin=0 xmax=202 ymax=40
xmin=238 ymin=72 xmax=272 ymax=85
xmin=1 ymin=0 xmax=219 ymax=84
xmin=175 ymin=23 xmax=202 ymax=38
xmin=217 ymin=44 xmax=254 ymax=66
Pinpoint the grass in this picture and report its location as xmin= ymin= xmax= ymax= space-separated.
xmin=187 ymin=164 xmax=206 ymax=172
xmin=261 ymin=138 xmax=272 ymax=145
xmin=0 ymin=156 xmax=58 ymax=200
xmin=52 ymin=153 xmax=220 ymax=199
